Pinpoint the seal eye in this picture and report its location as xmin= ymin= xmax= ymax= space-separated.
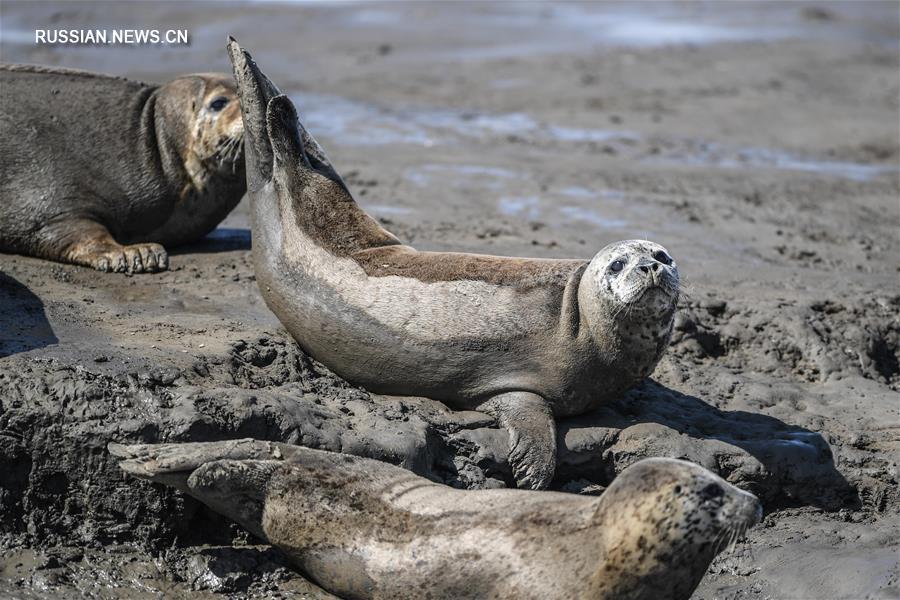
xmin=653 ymin=250 xmax=672 ymax=266
xmin=209 ymin=96 xmax=229 ymax=112
xmin=699 ymin=483 xmax=724 ymax=501
xmin=610 ymin=260 xmax=625 ymax=273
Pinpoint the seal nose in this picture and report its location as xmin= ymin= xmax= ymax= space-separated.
xmin=637 ymin=263 xmax=659 ymax=274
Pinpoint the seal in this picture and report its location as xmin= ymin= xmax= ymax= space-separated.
xmin=110 ymin=438 xmax=762 ymax=600
xmin=0 ymin=64 xmax=245 ymax=273
xmin=227 ymin=40 xmax=680 ymax=489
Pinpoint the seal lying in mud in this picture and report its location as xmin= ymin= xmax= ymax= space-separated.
xmin=227 ymin=40 xmax=680 ymax=489
xmin=111 ymin=439 xmax=761 ymax=600
xmin=0 ymin=64 xmax=245 ymax=273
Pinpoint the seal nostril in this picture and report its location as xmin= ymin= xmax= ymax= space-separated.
xmin=651 ymin=263 xmax=659 ymax=272
xmin=638 ymin=265 xmax=650 ymax=274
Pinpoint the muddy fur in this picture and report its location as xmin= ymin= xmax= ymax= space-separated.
xmin=111 ymin=440 xmax=761 ymax=600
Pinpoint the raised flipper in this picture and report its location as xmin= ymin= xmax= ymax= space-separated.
xmin=227 ymin=37 xmax=343 ymax=190
xmin=41 ymin=218 xmax=168 ymax=273
xmin=478 ymin=391 xmax=557 ymax=490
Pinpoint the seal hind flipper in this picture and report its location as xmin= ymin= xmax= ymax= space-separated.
xmin=266 ymin=94 xmax=310 ymax=171
xmin=228 ymin=38 xmax=344 ymax=189
xmin=109 ymin=439 xmax=288 ymax=539
xmin=185 ymin=459 xmax=283 ymax=540
xmin=108 ymin=438 xmax=286 ymax=477
xmin=227 ymin=38 xmax=281 ymax=191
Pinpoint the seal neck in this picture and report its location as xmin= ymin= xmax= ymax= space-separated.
xmin=145 ymin=87 xmax=190 ymax=195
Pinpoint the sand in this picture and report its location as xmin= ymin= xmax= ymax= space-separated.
xmin=0 ymin=1 xmax=898 ymax=598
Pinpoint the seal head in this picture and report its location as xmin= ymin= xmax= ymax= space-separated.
xmin=592 ymin=458 xmax=761 ymax=599
xmin=584 ymin=239 xmax=679 ymax=315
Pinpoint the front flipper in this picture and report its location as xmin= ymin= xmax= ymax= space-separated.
xmin=478 ymin=391 xmax=557 ymax=490
xmin=44 ymin=218 xmax=168 ymax=273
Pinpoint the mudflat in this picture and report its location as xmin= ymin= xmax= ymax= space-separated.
xmin=0 ymin=2 xmax=897 ymax=598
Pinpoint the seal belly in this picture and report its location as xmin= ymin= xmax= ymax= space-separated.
xmin=259 ymin=253 xmax=564 ymax=405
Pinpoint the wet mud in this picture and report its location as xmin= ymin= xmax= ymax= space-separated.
xmin=0 ymin=1 xmax=898 ymax=598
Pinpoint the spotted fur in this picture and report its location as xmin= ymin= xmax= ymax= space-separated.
xmin=112 ymin=441 xmax=762 ymax=600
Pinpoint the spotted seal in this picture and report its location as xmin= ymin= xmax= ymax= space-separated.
xmin=110 ymin=439 xmax=762 ymax=600
xmin=228 ymin=40 xmax=679 ymax=489
xmin=0 ymin=64 xmax=245 ymax=273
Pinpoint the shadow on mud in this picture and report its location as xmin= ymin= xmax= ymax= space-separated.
xmin=171 ymin=228 xmax=252 ymax=255
xmin=558 ymin=379 xmax=858 ymax=511
xmin=0 ymin=272 xmax=57 ymax=357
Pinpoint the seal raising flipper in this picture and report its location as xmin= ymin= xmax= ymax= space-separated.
xmin=0 ymin=64 xmax=245 ymax=273
xmin=111 ymin=439 xmax=762 ymax=600
xmin=228 ymin=40 xmax=680 ymax=489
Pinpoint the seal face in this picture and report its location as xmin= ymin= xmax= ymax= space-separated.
xmin=111 ymin=440 xmax=762 ymax=600
xmin=0 ymin=65 xmax=246 ymax=273
xmin=227 ymin=40 xmax=679 ymax=489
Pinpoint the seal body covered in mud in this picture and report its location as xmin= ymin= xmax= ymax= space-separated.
xmin=0 ymin=64 xmax=245 ymax=273
xmin=111 ymin=439 xmax=762 ymax=600
xmin=228 ymin=41 xmax=679 ymax=489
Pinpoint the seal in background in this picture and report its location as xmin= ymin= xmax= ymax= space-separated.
xmin=0 ymin=64 xmax=245 ymax=273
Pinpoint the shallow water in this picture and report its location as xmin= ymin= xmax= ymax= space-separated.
xmin=293 ymin=91 xmax=896 ymax=182
xmin=291 ymin=91 xmax=636 ymax=149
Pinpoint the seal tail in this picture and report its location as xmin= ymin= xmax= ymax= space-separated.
xmin=109 ymin=438 xmax=286 ymax=540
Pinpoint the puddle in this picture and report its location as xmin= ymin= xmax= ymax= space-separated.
xmin=291 ymin=91 xmax=635 ymax=149
xmin=0 ymin=28 xmax=34 ymax=45
xmin=360 ymin=204 xmax=414 ymax=216
xmin=498 ymin=194 xmax=627 ymax=229
xmin=558 ymin=206 xmax=628 ymax=229
xmin=498 ymin=196 xmax=542 ymax=220
xmin=404 ymin=164 xmax=519 ymax=189
xmin=649 ymin=141 xmax=900 ymax=182
xmin=558 ymin=187 xmax=628 ymax=202
xmin=725 ymin=149 xmax=899 ymax=182
xmin=293 ymin=92 xmax=435 ymax=146
xmin=546 ymin=126 xmax=638 ymax=144
xmin=419 ymin=3 xmax=800 ymax=61
xmin=294 ymin=92 xmax=893 ymax=183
